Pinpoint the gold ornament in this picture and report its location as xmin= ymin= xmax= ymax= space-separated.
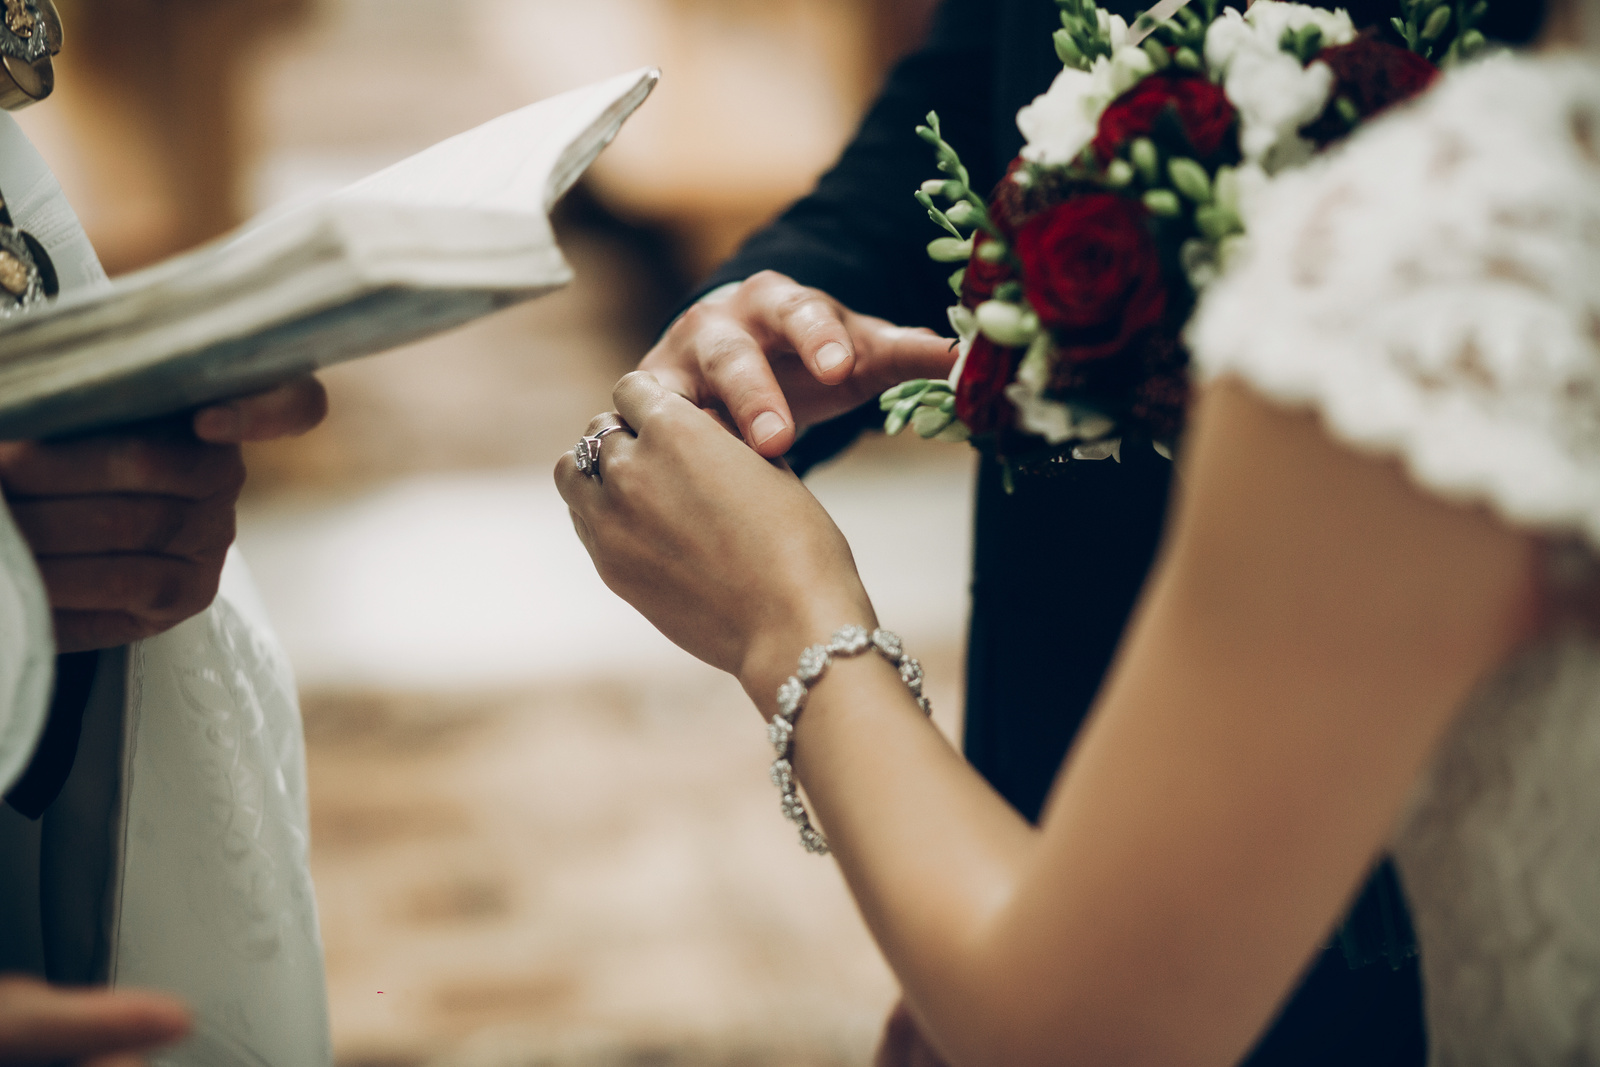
xmin=0 ymin=249 xmax=29 ymax=296
xmin=0 ymin=0 xmax=60 ymax=110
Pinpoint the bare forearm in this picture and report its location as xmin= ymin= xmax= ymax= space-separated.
xmin=750 ymin=651 xmax=1040 ymax=1062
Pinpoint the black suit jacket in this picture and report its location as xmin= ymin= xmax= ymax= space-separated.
xmin=695 ymin=1 xmax=1430 ymax=1062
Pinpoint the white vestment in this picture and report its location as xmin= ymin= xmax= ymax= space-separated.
xmin=0 ymin=115 xmax=332 ymax=1067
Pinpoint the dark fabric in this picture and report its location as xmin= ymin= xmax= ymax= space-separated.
xmin=41 ymin=645 xmax=127 ymax=985
xmin=683 ymin=0 xmax=1456 ymax=1061
xmin=5 ymin=651 xmax=101 ymax=819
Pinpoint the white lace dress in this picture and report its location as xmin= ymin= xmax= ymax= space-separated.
xmin=1189 ymin=52 xmax=1600 ymax=1063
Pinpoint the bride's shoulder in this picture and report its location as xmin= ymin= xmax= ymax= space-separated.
xmin=1189 ymin=52 xmax=1600 ymax=548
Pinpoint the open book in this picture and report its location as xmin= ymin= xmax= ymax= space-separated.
xmin=0 ymin=67 xmax=659 ymax=440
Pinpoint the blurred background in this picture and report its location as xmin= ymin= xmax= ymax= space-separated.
xmin=13 ymin=1 xmax=979 ymax=1063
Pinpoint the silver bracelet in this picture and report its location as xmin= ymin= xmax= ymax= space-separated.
xmin=767 ymin=625 xmax=932 ymax=855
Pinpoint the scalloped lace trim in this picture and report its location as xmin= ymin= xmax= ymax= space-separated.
xmin=1190 ymin=54 xmax=1600 ymax=548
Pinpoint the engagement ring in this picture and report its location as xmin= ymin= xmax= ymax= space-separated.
xmin=574 ymin=424 xmax=626 ymax=479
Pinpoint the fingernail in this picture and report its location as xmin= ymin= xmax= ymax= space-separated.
xmin=816 ymin=342 xmax=849 ymax=373
xmin=750 ymin=411 xmax=786 ymax=446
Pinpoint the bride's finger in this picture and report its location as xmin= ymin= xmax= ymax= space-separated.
xmin=613 ymin=371 xmax=697 ymax=433
xmin=584 ymin=411 xmax=630 ymax=437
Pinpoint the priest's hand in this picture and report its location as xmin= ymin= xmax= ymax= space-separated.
xmin=640 ymin=271 xmax=956 ymax=458
xmin=0 ymin=974 xmax=189 ymax=1066
xmin=0 ymin=376 xmax=328 ymax=652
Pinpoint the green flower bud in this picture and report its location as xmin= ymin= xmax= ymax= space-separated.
xmin=948 ymin=268 xmax=966 ymax=296
xmin=1105 ymin=158 xmax=1136 ymax=188
xmin=1054 ymin=28 xmax=1084 ymax=67
xmin=975 ymin=300 xmax=1038 ymax=347
xmin=1335 ymin=95 xmax=1361 ymax=126
xmin=940 ymin=203 xmax=979 ymax=230
xmin=937 ymin=420 xmax=971 ymax=444
xmin=1194 ymin=204 xmax=1243 ymax=241
xmin=1298 ymin=25 xmax=1323 ymax=59
xmin=885 ymin=395 xmax=920 ymax=436
xmin=1174 ymin=47 xmax=1203 ymax=72
xmin=1142 ymin=188 xmax=1182 ymax=217
xmin=945 ymin=200 xmax=979 ymax=227
xmin=1468 ymin=0 xmax=1488 ymax=21
xmin=920 ymin=179 xmax=947 ymax=198
xmin=880 ymin=379 xmax=929 ymax=409
xmin=948 ymin=304 xmax=977 ymax=340
xmin=939 ymin=394 xmax=956 ymax=415
xmin=928 ymin=236 xmax=975 ymax=262
xmin=1168 ymin=158 xmax=1212 ymax=203
xmin=995 ymin=280 xmax=1024 ymax=304
xmin=1142 ymin=37 xmax=1171 ymax=70
xmin=977 ymin=239 xmax=1009 ymax=264
xmin=1421 ymin=4 xmax=1451 ymax=41
xmin=1131 ymin=138 xmax=1161 ymax=185
xmin=911 ymin=405 xmax=955 ymax=439
xmin=1458 ymin=29 xmax=1485 ymax=56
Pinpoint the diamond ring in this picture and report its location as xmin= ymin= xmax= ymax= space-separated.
xmin=573 ymin=424 xmax=627 ymax=479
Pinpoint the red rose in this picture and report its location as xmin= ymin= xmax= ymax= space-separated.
xmin=960 ymin=231 xmax=1013 ymax=308
xmin=1093 ymin=74 xmax=1237 ymax=163
xmin=954 ymin=335 xmax=1019 ymax=436
xmin=1013 ymin=193 xmax=1167 ymax=363
xmin=1303 ymin=38 xmax=1438 ymax=147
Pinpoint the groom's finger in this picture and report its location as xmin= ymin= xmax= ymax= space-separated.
xmin=687 ymin=315 xmax=795 ymax=456
xmin=739 ymin=272 xmax=856 ymax=387
xmin=851 ymin=316 xmax=960 ymax=385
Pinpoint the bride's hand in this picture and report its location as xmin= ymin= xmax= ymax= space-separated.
xmin=555 ymin=372 xmax=876 ymax=702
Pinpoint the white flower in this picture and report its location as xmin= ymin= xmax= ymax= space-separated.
xmin=1206 ymin=5 xmax=1348 ymax=171
xmin=1004 ymin=383 xmax=1117 ymax=445
xmin=1234 ymin=0 xmax=1356 ymax=52
xmin=1097 ymin=10 xmax=1131 ymax=51
xmin=1017 ymin=19 xmax=1150 ymax=167
xmin=1107 ymin=44 xmax=1155 ymax=96
xmin=1017 ymin=64 xmax=1109 ymax=165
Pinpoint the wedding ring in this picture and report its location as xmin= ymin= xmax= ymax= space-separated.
xmin=573 ymin=424 xmax=627 ymax=479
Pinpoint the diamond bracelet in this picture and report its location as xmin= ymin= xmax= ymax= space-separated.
xmin=767 ymin=625 xmax=931 ymax=855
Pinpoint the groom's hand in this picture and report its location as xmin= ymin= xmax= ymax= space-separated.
xmin=0 ymin=376 xmax=327 ymax=652
xmin=640 ymin=271 xmax=957 ymax=458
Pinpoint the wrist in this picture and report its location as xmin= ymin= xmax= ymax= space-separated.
xmin=739 ymin=598 xmax=878 ymax=718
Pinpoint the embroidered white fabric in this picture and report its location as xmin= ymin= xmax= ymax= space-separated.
xmin=0 ymin=113 xmax=330 ymax=1065
xmin=1190 ymin=54 xmax=1600 ymax=1060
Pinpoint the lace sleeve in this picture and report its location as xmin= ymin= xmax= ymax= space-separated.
xmin=1189 ymin=55 xmax=1600 ymax=547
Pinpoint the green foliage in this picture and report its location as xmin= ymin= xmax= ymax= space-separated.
xmin=913 ymin=111 xmax=1001 ymax=242
xmin=1279 ymin=23 xmax=1325 ymax=64
xmin=1053 ymin=0 xmax=1116 ymax=71
xmin=1144 ymin=0 xmax=1220 ymax=56
xmin=880 ymin=379 xmax=964 ymax=440
xmin=1393 ymin=0 xmax=1488 ymax=65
